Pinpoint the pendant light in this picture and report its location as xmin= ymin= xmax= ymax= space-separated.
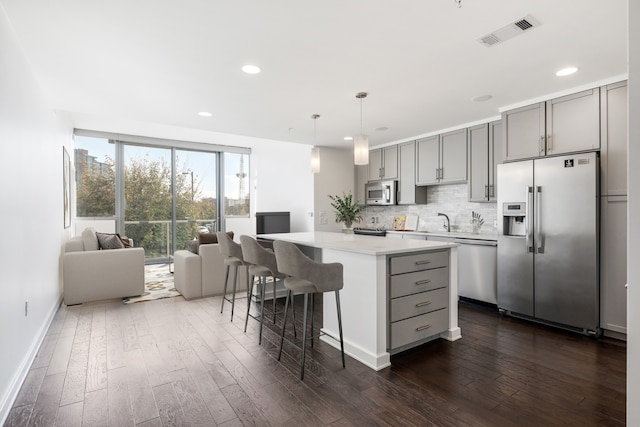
xmin=310 ymin=114 xmax=321 ymax=173
xmin=354 ymin=92 xmax=369 ymax=165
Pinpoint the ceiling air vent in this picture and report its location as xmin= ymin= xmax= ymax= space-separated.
xmin=477 ymin=14 xmax=541 ymax=47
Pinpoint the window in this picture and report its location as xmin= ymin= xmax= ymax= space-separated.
xmin=74 ymin=136 xmax=115 ymax=217
xmin=73 ymin=131 xmax=250 ymax=261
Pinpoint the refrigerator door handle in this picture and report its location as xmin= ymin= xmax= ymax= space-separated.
xmin=536 ymin=186 xmax=544 ymax=254
xmin=526 ymin=186 xmax=534 ymax=253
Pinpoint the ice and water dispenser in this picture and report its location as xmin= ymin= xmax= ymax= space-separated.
xmin=502 ymin=202 xmax=526 ymax=236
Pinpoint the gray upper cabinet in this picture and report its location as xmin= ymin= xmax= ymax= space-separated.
xmin=397 ymin=141 xmax=427 ymax=205
xmin=368 ymin=145 xmax=398 ymax=181
xmin=502 ymin=88 xmax=600 ymax=161
xmin=601 ymin=81 xmax=628 ymax=196
xmin=416 ymin=129 xmax=467 ymax=185
xmin=468 ymin=124 xmax=490 ymax=202
xmin=546 ymin=88 xmax=600 ymax=156
xmin=416 ymin=135 xmax=439 ymax=185
xmin=440 ymin=129 xmax=468 ymax=183
xmin=468 ymin=121 xmax=502 ymax=202
xmin=502 ymin=102 xmax=545 ymax=161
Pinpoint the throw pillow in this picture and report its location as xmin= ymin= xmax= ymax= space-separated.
xmin=186 ymin=239 xmax=200 ymax=254
xmin=81 ymin=227 xmax=99 ymax=251
xmin=96 ymin=232 xmax=125 ymax=250
xmin=120 ymin=237 xmax=133 ymax=248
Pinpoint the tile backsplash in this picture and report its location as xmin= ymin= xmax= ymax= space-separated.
xmin=361 ymin=183 xmax=497 ymax=234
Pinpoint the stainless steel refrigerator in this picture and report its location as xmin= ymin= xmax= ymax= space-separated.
xmin=497 ymin=152 xmax=599 ymax=333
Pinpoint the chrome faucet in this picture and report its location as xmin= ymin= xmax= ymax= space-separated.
xmin=437 ymin=212 xmax=450 ymax=232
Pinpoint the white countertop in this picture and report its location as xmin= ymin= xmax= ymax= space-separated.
xmin=386 ymin=230 xmax=498 ymax=241
xmin=259 ymin=231 xmax=457 ymax=256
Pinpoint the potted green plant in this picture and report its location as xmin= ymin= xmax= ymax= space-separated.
xmin=328 ymin=192 xmax=363 ymax=230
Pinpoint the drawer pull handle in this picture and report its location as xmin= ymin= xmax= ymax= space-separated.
xmin=415 ymin=260 xmax=432 ymax=265
xmin=416 ymin=324 xmax=432 ymax=331
xmin=415 ymin=279 xmax=432 ymax=285
xmin=415 ymin=301 xmax=432 ymax=307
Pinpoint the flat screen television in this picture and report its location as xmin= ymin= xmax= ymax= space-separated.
xmin=256 ymin=211 xmax=290 ymax=234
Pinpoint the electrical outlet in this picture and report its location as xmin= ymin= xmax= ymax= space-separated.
xmin=25 ymin=301 xmax=28 ymax=317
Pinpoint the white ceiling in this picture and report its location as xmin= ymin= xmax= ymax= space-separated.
xmin=1 ymin=0 xmax=628 ymax=148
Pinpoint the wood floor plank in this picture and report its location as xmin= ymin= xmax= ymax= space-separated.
xmin=107 ymin=367 xmax=134 ymax=427
xmin=85 ymin=336 xmax=107 ymax=393
xmin=123 ymin=349 xmax=159 ymax=425
xmin=46 ymin=334 xmax=74 ymax=376
xmin=27 ymin=372 xmax=64 ymax=427
xmin=219 ymin=383 xmax=270 ymax=426
xmin=55 ymin=402 xmax=83 ymax=427
xmin=81 ymin=388 xmax=108 ymax=427
xmin=4 ymin=404 xmax=33 ymax=427
xmin=152 ymin=383 xmax=189 ymax=427
xmin=190 ymin=368 xmax=237 ymax=425
xmin=59 ymin=340 xmax=89 ymax=407
xmin=168 ymin=369 xmax=216 ymax=426
xmin=12 ymin=367 xmax=47 ymax=407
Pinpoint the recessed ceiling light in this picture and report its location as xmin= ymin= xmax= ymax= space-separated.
xmin=242 ymin=64 xmax=261 ymax=74
xmin=344 ymin=136 xmax=353 ymax=141
xmin=556 ymin=67 xmax=578 ymax=77
xmin=472 ymin=94 xmax=493 ymax=102
xmin=198 ymin=111 xmax=213 ymax=117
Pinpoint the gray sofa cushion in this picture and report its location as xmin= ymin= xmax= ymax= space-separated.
xmin=81 ymin=227 xmax=99 ymax=251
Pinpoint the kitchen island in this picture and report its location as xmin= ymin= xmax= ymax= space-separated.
xmin=258 ymin=231 xmax=461 ymax=370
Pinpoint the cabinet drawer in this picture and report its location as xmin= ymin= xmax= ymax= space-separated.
xmin=390 ymin=250 xmax=448 ymax=274
xmin=390 ymin=267 xmax=449 ymax=298
xmin=390 ymin=309 xmax=449 ymax=350
xmin=390 ymin=287 xmax=449 ymax=322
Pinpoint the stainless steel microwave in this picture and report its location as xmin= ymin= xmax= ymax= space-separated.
xmin=365 ymin=180 xmax=397 ymax=206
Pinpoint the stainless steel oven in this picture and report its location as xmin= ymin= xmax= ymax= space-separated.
xmin=365 ymin=180 xmax=397 ymax=206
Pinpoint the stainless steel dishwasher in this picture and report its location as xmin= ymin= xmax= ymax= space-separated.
xmin=453 ymin=238 xmax=498 ymax=305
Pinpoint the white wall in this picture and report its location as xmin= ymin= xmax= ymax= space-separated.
xmin=313 ymin=147 xmax=356 ymax=232
xmin=0 ymin=6 xmax=73 ymax=423
xmin=627 ymin=1 xmax=639 ymax=424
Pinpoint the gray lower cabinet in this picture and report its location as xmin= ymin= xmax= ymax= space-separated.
xmin=388 ymin=250 xmax=449 ymax=351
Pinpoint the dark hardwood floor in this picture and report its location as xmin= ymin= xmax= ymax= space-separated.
xmin=4 ymin=294 xmax=626 ymax=426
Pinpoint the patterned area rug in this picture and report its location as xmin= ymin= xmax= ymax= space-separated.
xmin=123 ymin=263 xmax=181 ymax=304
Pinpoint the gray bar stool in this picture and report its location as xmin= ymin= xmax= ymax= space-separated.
xmin=273 ymin=240 xmax=345 ymax=380
xmin=217 ymin=232 xmax=249 ymax=322
xmin=240 ymin=235 xmax=288 ymax=345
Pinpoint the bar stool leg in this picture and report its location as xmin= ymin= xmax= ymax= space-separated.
xmin=220 ymin=264 xmax=231 ymax=313
xmin=244 ymin=275 xmax=255 ymax=333
xmin=335 ymin=290 xmax=345 ymax=368
xmin=259 ymin=276 xmax=266 ymax=345
xmin=272 ymin=277 xmax=277 ymax=323
xmin=278 ymin=289 xmax=291 ymax=361
xmin=230 ymin=265 xmax=238 ymax=321
xmin=301 ymin=292 xmax=309 ymax=380
xmin=310 ymin=293 xmax=315 ymax=348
